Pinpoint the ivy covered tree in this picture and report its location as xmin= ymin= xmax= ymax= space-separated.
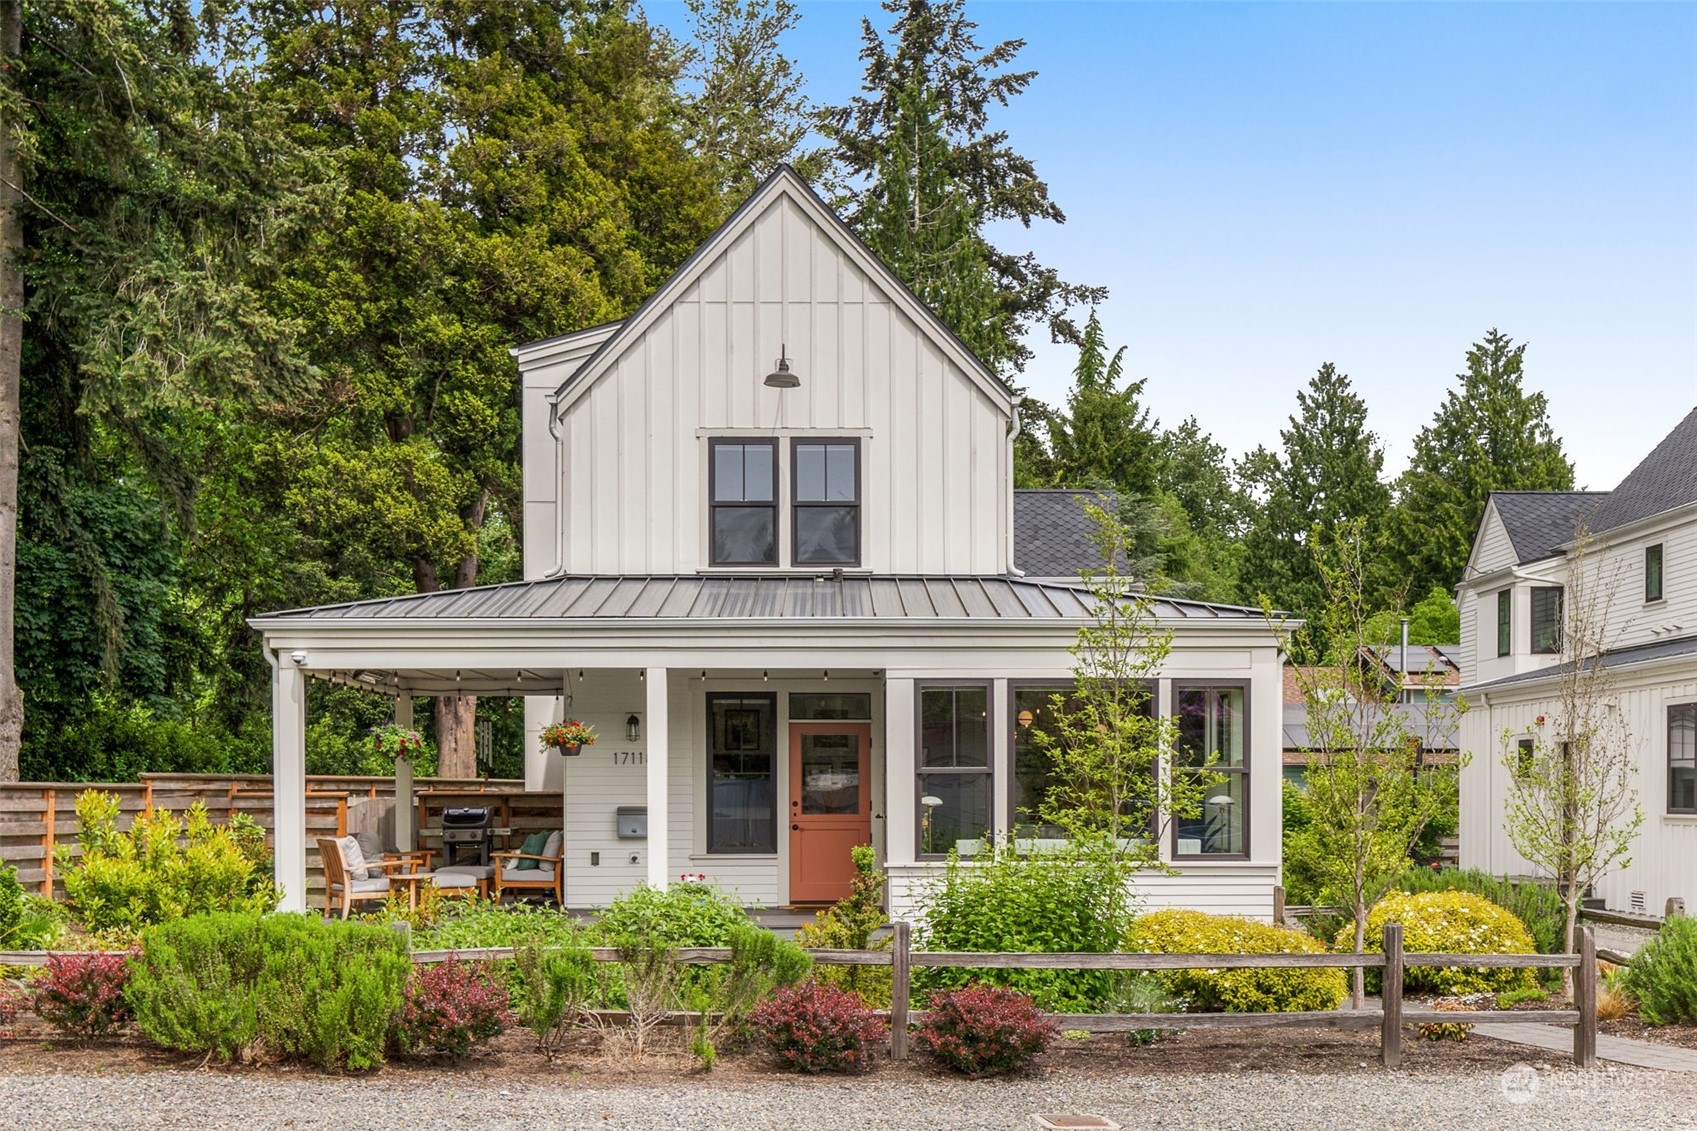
xmin=1388 ymin=329 xmax=1575 ymax=598
xmin=824 ymin=0 xmax=1103 ymax=375
xmin=1239 ymin=364 xmax=1391 ymax=618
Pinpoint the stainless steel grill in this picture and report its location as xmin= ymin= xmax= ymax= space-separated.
xmin=440 ymin=807 xmax=493 ymax=868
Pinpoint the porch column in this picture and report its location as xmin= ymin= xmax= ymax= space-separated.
xmin=393 ymin=690 xmax=415 ymax=853
xmin=645 ymin=667 xmax=669 ymax=890
xmin=885 ymin=678 xmax=916 ymax=864
xmin=272 ymin=653 xmax=308 ymax=913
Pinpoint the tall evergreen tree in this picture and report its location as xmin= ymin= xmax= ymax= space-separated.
xmin=1154 ymin=417 xmax=1247 ymax=601
xmin=1388 ymin=329 xmax=1575 ymax=597
xmin=1239 ymin=364 xmax=1391 ymax=618
xmin=824 ymin=0 xmax=1103 ymax=374
xmin=679 ymin=0 xmax=821 ymax=202
xmin=1045 ymin=310 xmax=1160 ymax=496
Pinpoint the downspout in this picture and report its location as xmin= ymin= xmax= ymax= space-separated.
xmin=545 ymin=391 xmax=567 ymax=578
xmin=1006 ymin=396 xmax=1025 ymax=577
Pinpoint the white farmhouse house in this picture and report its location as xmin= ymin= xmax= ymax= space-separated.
xmin=250 ymin=168 xmax=1286 ymax=918
xmin=1456 ymin=407 xmax=1697 ymax=915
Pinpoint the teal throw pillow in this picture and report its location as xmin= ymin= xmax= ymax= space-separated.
xmin=514 ymin=831 xmax=548 ymax=870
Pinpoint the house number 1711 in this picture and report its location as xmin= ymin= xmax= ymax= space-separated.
xmin=614 ymin=750 xmax=645 ymax=766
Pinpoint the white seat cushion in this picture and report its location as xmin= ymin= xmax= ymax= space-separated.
xmin=342 ymin=876 xmax=391 ymax=894
xmin=502 ymin=863 xmax=555 ymax=882
xmin=432 ymin=872 xmax=478 ymax=890
xmin=436 ymin=864 xmax=495 ymax=880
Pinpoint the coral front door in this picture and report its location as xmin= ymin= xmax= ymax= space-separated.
xmin=789 ymin=723 xmax=872 ymax=904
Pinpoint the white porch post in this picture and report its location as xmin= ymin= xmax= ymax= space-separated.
xmin=393 ymin=690 xmax=415 ymax=853
xmin=885 ymin=678 xmax=916 ymax=864
xmin=645 ymin=667 xmax=669 ymax=890
xmin=272 ymin=653 xmax=309 ymax=913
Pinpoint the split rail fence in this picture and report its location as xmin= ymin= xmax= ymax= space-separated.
xmin=0 ymin=921 xmax=1603 ymax=1067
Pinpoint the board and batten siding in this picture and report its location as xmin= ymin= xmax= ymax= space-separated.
xmin=1460 ymin=667 xmax=1697 ymax=916
xmin=542 ymin=194 xmax=1011 ymax=577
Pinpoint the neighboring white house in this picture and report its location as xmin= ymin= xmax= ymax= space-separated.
xmin=1456 ymin=407 xmax=1697 ymax=916
xmin=250 ymin=167 xmax=1287 ymax=919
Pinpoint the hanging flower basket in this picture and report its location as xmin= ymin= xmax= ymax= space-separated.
xmin=541 ymin=720 xmax=597 ymax=755
xmin=371 ymin=723 xmax=428 ymax=761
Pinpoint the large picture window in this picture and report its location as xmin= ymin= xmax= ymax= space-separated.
xmin=1670 ymin=704 xmax=1696 ymax=816
xmin=1497 ymin=589 xmax=1512 ymax=657
xmin=792 ymin=439 xmax=860 ymax=565
xmin=1011 ymin=682 xmax=1154 ymax=841
xmin=917 ymin=684 xmax=991 ymax=857
xmin=706 ymin=694 xmax=776 ymax=853
xmin=1173 ymin=684 xmax=1248 ymax=857
xmin=1530 ymin=587 xmax=1563 ymax=655
xmin=710 ymin=440 xmax=778 ymax=565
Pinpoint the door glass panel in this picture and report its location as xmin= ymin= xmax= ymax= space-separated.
xmin=801 ymin=733 xmax=860 ymax=814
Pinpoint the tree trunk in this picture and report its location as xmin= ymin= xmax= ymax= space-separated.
xmin=1352 ymin=896 xmax=1367 ymax=1010
xmin=434 ymin=694 xmax=478 ymax=779
xmin=1561 ymin=888 xmax=1580 ymax=999
xmin=0 ymin=0 xmax=25 ymax=783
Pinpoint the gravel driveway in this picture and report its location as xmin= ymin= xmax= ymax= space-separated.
xmin=2 ymin=1067 xmax=1694 ymax=1131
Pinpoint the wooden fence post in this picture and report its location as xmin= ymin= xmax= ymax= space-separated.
xmin=890 ymin=920 xmax=911 ymax=1061
xmin=1380 ymin=920 xmax=1403 ymax=1069
xmin=40 ymin=789 xmax=55 ymax=896
xmin=1272 ymin=884 xmax=1286 ymax=926
xmin=1575 ymin=925 xmax=1597 ymax=1068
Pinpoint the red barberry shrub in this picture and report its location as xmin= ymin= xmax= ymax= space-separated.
xmin=748 ymin=980 xmax=887 ymax=1073
xmin=916 ymin=984 xmax=1057 ymax=1076
xmin=0 ymin=979 xmax=25 ymax=1041
xmin=34 ymin=952 xmax=133 ymax=1041
xmin=397 ymin=957 xmax=514 ymax=1059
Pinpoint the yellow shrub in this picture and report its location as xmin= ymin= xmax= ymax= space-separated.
xmin=1347 ymin=891 xmax=1536 ymax=995
xmin=1128 ymin=910 xmax=1346 ymax=1013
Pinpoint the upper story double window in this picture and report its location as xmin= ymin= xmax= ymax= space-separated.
xmin=709 ymin=437 xmax=860 ymax=568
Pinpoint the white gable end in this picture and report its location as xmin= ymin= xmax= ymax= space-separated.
xmin=530 ymin=171 xmax=1016 ymax=577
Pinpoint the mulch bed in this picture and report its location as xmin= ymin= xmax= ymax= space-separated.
xmin=0 ymin=1019 xmax=1577 ymax=1084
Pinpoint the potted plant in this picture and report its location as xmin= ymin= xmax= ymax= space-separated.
xmin=371 ymin=723 xmax=428 ymax=761
xmin=540 ymin=719 xmax=597 ymax=756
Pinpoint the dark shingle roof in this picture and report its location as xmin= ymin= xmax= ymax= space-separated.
xmin=1590 ymin=407 xmax=1697 ymax=534
xmin=1491 ymin=491 xmax=1609 ymax=564
xmin=1467 ymin=633 xmax=1697 ymax=692
xmin=1013 ymin=489 xmax=1120 ymax=578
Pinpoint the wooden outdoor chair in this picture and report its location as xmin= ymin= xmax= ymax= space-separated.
xmin=351 ymin=830 xmax=433 ymax=876
xmin=492 ymin=831 xmax=564 ymax=904
xmin=317 ymin=836 xmax=420 ymax=920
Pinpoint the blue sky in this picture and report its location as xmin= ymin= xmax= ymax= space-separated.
xmin=647 ymin=1 xmax=1697 ymax=489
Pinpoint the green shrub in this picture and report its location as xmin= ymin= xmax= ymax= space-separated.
xmin=415 ymin=899 xmax=588 ymax=953
xmin=914 ymin=840 xmax=1132 ymax=1012
xmin=795 ymin=845 xmax=892 ymax=1006
xmin=1387 ymin=867 xmax=1567 ymax=955
xmin=0 ymin=865 xmax=61 ymax=949
xmin=128 ymin=912 xmax=410 ymax=1070
xmin=513 ymin=940 xmax=604 ymax=1059
xmin=1621 ymin=914 xmax=1697 ymax=1026
xmin=59 ymin=791 xmax=278 ymax=933
xmin=681 ymin=921 xmax=813 ymax=1068
xmin=1349 ymin=891 xmax=1537 ymax=995
xmin=1129 ymin=909 xmax=1347 ymax=1012
xmin=594 ymin=882 xmax=749 ymax=948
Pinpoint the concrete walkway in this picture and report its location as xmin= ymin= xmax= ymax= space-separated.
xmin=1475 ymin=1023 xmax=1697 ymax=1072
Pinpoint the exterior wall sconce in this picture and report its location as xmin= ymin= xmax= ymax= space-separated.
xmin=763 ymin=345 xmax=800 ymax=389
xmin=626 ymin=714 xmax=641 ymax=742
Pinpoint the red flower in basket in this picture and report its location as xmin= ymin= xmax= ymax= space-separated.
xmin=372 ymin=723 xmax=428 ymax=760
xmin=541 ymin=720 xmax=597 ymax=753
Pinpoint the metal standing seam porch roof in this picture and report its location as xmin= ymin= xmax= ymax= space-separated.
xmin=249 ymin=574 xmax=1274 ymax=625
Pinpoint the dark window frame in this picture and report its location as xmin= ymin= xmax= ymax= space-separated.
xmin=1669 ymin=703 xmax=1697 ymax=817
xmin=1530 ymin=586 xmax=1563 ymax=655
xmin=790 ymin=436 xmax=862 ymax=567
xmin=1496 ymin=589 xmax=1512 ymax=657
xmin=1171 ymin=680 xmax=1252 ymax=861
xmin=704 ymin=691 xmax=778 ymax=854
xmin=708 ymin=438 xmax=779 ymax=567
xmin=1646 ymin=543 xmax=1665 ymax=604
xmin=915 ymin=680 xmax=993 ymax=861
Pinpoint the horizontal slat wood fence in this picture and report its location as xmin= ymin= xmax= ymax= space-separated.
xmin=0 ymin=774 xmax=535 ymax=903
xmin=7 ymin=919 xmax=1594 ymax=1068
